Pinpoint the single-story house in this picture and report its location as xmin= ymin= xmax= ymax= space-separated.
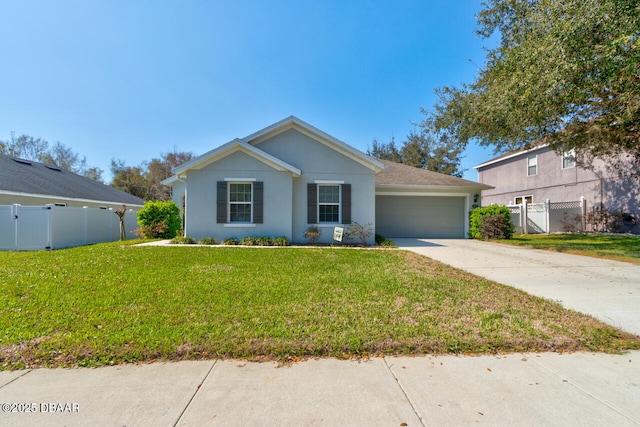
xmin=0 ymin=154 xmax=145 ymax=209
xmin=475 ymin=143 xmax=639 ymax=233
xmin=162 ymin=116 xmax=492 ymax=243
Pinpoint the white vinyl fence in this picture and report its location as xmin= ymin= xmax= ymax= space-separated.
xmin=0 ymin=204 xmax=139 ymax=250
xmin=508 ymin=198 xmax=586 ymax=234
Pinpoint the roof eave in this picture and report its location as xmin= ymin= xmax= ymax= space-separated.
xmin=0 ymin=190 xmax=144 ymax=207
xmin=474 ymin=143 xmax=550 ymax=170
xmin=376 ymin=183 xmax=493 ymax=192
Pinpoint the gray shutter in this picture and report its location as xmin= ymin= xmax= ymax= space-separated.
xmin=341 ymin=183 xmax=351 ymax=224
xmin=216 ymin=181 xmax=227 ymax=223
xmin=253 ymin=182 xmax=263 ymax=224
xmin=307 ymin=183 xmax=317 ymax=224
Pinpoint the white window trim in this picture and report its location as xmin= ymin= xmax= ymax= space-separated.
xmin=317 ymin=184 xmax=341 ymax=224
xmin=314 ymin=180 xmax=345 ymax=184
xmin=562 ymin=149 xmax=576 ymax=169
xmin=224 ymin=177 xmax=256 ymax=182
xmin=228 ymin=181 xmax=253 ymax=223
xmin=527 ymin=155 xmax=538 ymax=176
xmin=514 ymin=195 xmax=533 ymax=205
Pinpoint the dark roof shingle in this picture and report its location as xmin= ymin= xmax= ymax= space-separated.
xmin=0 ymin=154 xmax=144 ymax=205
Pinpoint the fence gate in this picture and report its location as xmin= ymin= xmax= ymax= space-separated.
xmin=0 ymin=205 xmax=52 ymax=250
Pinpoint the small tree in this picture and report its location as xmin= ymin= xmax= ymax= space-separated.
xmin=137 ymin=200 xmax=181 ymax=239
xmin=114 ymin=205 xmax=128 ymax=240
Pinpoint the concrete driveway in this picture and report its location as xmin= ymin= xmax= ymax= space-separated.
xmin=394 ymin=238 xmax=640 ymax=336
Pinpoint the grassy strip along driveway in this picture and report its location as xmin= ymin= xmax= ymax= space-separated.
xmin=497 ymin=234 xmax=640 ymax=264
xmin=1 ymin=242 xmax=639 ymax=369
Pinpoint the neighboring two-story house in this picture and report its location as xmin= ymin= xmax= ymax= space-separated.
xmin=475 ymin=144 xmax=639 ymax=233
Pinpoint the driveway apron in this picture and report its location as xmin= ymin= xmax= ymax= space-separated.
xmin=394 ymin=238 xmax=640 ymax=336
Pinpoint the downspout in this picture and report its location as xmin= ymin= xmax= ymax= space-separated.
xmin=175 ymin=175 xmax=187 ymax=237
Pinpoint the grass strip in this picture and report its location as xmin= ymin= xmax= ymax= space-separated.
xmin=497 ymin=234 xmax=640 ymax=264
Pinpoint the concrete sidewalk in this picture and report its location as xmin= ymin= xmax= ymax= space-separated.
xmin=395 ymin=238 xmax=640 ymax=336
xmin=1 ymin=352 xmax=639 ymax=426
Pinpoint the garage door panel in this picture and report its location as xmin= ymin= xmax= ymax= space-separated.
xmin=376 ymin=196 xmax=465 ymax=238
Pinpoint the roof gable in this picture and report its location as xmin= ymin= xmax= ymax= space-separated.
xmin=166 ymin=139 xmax=301 ymax=182
xmin=244 ymin=116 xmax=385 ymax=173
xmin=0 ymin=154 xmax=144 ymax=206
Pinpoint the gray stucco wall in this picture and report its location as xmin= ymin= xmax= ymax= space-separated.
xmin=478 ymin=146 xmax=603 ymax=206
xmin=255 ymin=128 xmax=377 ymax=244
xmin=183 ymin=151 xmax=294 ymax=241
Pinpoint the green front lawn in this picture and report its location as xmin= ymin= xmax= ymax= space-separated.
xmin=1 ymin=241 xmax=638 ymax=369
xmin=498 ymin=234 xmax=640 ymax=264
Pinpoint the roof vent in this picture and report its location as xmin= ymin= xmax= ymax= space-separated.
xmin=12 ymin=158 xmax=32 ymax=166
xmin=46 ymin=165 xmax=62 ymax=171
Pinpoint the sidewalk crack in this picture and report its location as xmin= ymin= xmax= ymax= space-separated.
xmin=173 ymin=360 xmax=217 ymax=427
xmin=0 ymin=370 xmax=32 ymax=390
xmin=384 ymin=357 xmax=426 ymax=427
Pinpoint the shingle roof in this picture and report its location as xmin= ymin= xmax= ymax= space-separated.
xmin=0 ymin=154 xmax=144 ymax=206
xmin=376 ymin=160 xmax=492 ymax=189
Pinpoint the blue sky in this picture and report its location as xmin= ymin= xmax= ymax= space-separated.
xmin=0 ymin=0 xmax=496 ymax=182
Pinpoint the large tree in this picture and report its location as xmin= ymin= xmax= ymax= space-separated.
xmin=0 ymin=133 xmax=104 ymax=181
xmin=368 ymin=137 xmax=402 ymax=162
xmin=110 ymin=160 xmax=148 ymax=200
xmin=110 ymin=149 xmax=194 ymax=201
xmin=368 ymin=126 xmax=464 ymax=177
xmin=430 ymin=0 xmax=640 ymax=164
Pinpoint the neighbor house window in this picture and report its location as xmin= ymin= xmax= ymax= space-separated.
xmin=514 ymin=195 xmax=533 ymax=205
xmin=229 ymin=183 xmax=252 ymax=222
xmin=562 ymin=149 xmax=576 ymax=169
xmin=527 ymin=155 xmax=537 ymax=176
xmin=217 ymin=180 xmax=263 ymax=224
xmin=318 ymin=185 xmax=340 ymax=223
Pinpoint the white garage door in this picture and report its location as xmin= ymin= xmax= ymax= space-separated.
xmin=376 ymin=196 xmax=465 ymax=238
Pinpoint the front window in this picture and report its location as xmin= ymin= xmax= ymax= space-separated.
xmin=562 ymin=149 xmax=576 ymax=169
xmin=318 ymin=185 xmax=340 ymax=223
xmin=527 ymin=155 xmax=537 ymax=176
xmin=229 ymin=183 xmax=252 ymax=222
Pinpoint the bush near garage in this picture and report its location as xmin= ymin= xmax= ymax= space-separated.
xmin=469 ymin=205 xmax=514 ymax=240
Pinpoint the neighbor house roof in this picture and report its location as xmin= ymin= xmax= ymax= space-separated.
xmin=376 ymin=160 xmax=493 ymax=190
xmin=474 ymin=142 xmax=551 ymax=170
xmin=0 ymin=154 xmax=145 ymax=206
